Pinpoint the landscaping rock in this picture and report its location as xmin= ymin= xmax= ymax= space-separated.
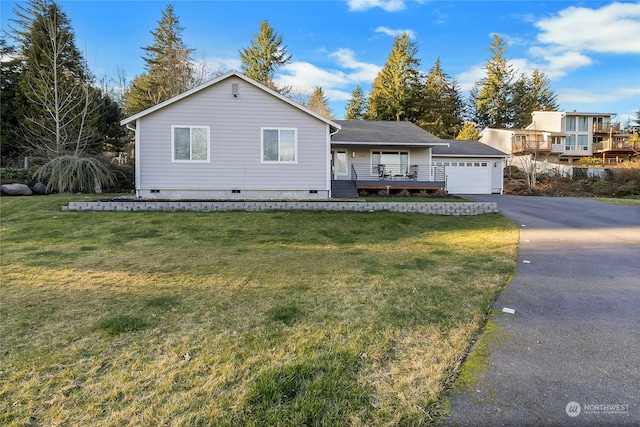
xmin=1 ymin=183 xmax=33 ymax=196
xmin=31 ymin=182 xmax=47 ymax=195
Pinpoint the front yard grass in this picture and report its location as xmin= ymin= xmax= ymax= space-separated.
xmin=0 ymin=194 xmax=518 ymax=426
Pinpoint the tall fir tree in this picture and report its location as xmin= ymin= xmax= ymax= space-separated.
xmin=512 ymin=69 xmax=559 ymax=128
xmin=366 ymin=33 xmax=422 ymax=122
xmin=419 ymin=58 xmax=464 ymax=138
xmin=344 ymin=85 xmax=366 ymax=120
xmin=123 ymin=4 xmax=194 ymax=115
xmin=0 ymin=37 xmax=22 ymax=162
xmin=472 ymin=34 xmax=515 ymax=129
xmin=304 ymin=87 xmax=333 ymax=119
xmin=239 ymin=20 xmax=292 ymax=93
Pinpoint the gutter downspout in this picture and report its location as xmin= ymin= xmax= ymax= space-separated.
xmin=125 ymin=122 xmax=140 ymax=198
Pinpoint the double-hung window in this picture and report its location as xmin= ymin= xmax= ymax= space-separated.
xmin=172 ymin=126 xmax=209 ymax=162
xmin=262 ymin=128 xmax=297 ymax=163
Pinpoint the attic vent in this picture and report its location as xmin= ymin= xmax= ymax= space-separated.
xmin=231 ymin=83 xmax=239 ymax=97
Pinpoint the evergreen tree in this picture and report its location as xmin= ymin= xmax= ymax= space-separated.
xmin=239 ymin=20 xmax=292 ymax=92
xmin=529 ymin=69 xmax=558 ymax=112
xmin=123 ymin=4 xmax=194 ymax=115
xmin=366 ymin=33 xmax=422 ymax=122
xmin=472 ymin=34 xmax=515 ymax=128
xmin=510 ymin=74 xmax=530 ymax=128
xmin=0 ymin=37 xmax=22 ymax=163
xmin=512 ymin=69 xmax=558 ymax=128
xmin=419 ymin=58 xmax=464 ymax=138
xmin=304 ymin=86 xmax=332 ymax=119
xmin=456 ymin=122 xmax=481 ymax=140
xmin=344 ymin=85 xmax=366 ymax=120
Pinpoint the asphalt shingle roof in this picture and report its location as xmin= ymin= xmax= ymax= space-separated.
xmin=332 ymin=120 xmax=443 ymax=144
xmin=433 ymin=140 xmax=508 ymax=157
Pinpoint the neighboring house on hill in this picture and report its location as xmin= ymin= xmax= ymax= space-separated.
xmin=121 ymin=70 xmax=505 ymax=199
xmin=480 ymin=111 xmax=639 ymax=164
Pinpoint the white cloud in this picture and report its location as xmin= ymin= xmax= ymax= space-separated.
xmin=559 ymin=86 xmax=640 ymax=105
xmin=523 ymin=49 xmax=593 ymax=79
xmin=558 ymin=88 xmax=600 ymax=104
xmin=374 ymin=26 xmax=416 ymax=39
xmin=456 ymin=64 xmax=485 ymax=91
xmin=273 ymin=49 xmax=382 ymax=102
xmin=347 ymin=0 xmax=406 ymax=12
xmin=277 ymin=62 xmax=348 ymax=95
xmin=535 ymin=2 xmax=640 ymax=54
xmin=329 ymin=48 xmax=382 ymax=82
xmin=193 ymin=56 xmax=242 ymax=75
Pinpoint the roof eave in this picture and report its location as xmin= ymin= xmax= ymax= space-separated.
xmin=331 ymin=141 xmax=450 ymax=146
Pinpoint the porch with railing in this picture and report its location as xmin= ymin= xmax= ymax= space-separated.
xmin=332 ymin=163 xmax=447 ymax=197
xmin=593 ymin=139 xmax=639 ymax=153
xmin=512 ymin=139 xmax=551 ymax=154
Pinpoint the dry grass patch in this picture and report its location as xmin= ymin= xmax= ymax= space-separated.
xmin=0 ymin=195 xmax=518 ymax=426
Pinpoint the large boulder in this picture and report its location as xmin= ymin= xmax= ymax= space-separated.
xmin=31 ymin=182 xmax=48 ymax=195
xmin=0 ymin=183 xmax=33 ymax=196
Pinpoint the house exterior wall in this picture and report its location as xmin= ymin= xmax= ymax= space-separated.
xmin=479 ymin=129 xmax=513 ymax=154
xmin=530 ymin=111 xmax=564 ymax=132
xmin=331 ymin=145 xmax=432 ymax=180
xmin=136 ymin=76 xmax=330 ymax=199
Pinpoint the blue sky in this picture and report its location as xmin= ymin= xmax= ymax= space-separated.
xmin=2 ymin=0 xmax=639 ymax=122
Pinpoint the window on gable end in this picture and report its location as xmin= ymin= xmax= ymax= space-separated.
xmin=262 ymin=128 xmax=297 ymax=163
xmin=172 ymin=126 xmax=210 ymax=162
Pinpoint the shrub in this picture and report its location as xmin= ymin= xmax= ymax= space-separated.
xmin=0 ymin=167 xmax=33 ymax=183
xmin=35 ymin=155 xmax=115 ymax=194
xmin=104 ymin=163 xmax=135 ymax=192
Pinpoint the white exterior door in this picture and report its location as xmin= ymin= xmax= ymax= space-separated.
xmin=441 ymin=160 xmax=492 ymax=194
xmin=333 ymin=150 xmax=347 ymax=179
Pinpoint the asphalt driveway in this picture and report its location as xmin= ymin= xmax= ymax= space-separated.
xmin=445 ymin=195 xmax=640 ymax=426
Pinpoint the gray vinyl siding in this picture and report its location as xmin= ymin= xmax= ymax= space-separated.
xmin=137 ymin=76 xmax=329 ymax=192
xmin=331 ymin=145 xmax=431 ymax=180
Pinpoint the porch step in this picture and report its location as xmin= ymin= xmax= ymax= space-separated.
xmin=331 ymin=180 xmax=359 ymax=198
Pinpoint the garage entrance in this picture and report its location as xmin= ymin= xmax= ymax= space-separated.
xmin=442 ymin=161 xmax=491 ymax=194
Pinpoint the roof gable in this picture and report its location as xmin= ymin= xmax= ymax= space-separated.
xmin=120 ymin=70 xmax=340 ymax=129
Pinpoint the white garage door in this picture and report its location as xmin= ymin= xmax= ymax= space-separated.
xmin=441 ymin=161 xmax=491 ymax=194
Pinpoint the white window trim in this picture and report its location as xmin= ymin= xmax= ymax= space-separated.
xmin=171 ymin=125 xmax=210 ymax=163
xmin=261 ymin=127 xmax=298 ymax=164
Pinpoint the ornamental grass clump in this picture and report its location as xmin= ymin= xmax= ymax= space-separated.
xmin=34 ymin=155 xmax=114 ymax=193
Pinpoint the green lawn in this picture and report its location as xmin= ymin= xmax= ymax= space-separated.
xmin=592 ymin=197 xmax=640 ymax=206
xmin=0 ymin=194 xmax=518 ymax=426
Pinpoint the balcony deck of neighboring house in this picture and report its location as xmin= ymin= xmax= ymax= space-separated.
xmin=331 ymin=163 xmax=446 ymax=198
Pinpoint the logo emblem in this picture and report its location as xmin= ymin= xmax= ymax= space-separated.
xmin=566 ymin=402 xmax=581 ymax=417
